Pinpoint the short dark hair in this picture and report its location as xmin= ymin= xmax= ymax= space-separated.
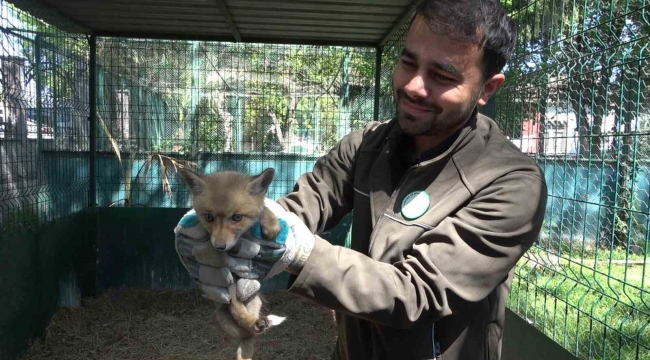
xmin=412 ymin=0 xmax=517 ymax=79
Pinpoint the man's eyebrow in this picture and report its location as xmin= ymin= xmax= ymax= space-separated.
xmin=428 ymin=60 xmax=463 ymax=78
xmin=401 ymin=48 xmax=416 ymax=59
xmin=401 ymin=47 xmax=463 ymax=79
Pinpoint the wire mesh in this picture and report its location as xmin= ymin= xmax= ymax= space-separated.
xmin=0 ymin=0 xmax=89 ymax=237
xmin=7 ymin=0 xmax=646 ymax=356
xmin=378 ymin=20 xmax=411 ymax=121
xmin=496 ymin=0 xmax=650 ymax=359
xmin=94 ymin=38 xmax=377 ymax=208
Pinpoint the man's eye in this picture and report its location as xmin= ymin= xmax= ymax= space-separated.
xmin=401 ymin=59 xmax=416 ymax=68
xmin=435 ymin=73 xmax=454 ymax=82
xmin=205 ymin=214 xmax=214 ymax=222
xmin=232 ymin=214 xmax=243 ymax=222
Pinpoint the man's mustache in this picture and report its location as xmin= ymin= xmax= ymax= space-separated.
xmin=396 ymin=89 xmax=442 ymax=114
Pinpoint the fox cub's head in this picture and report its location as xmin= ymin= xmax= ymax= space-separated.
xmin=178 ymin=168 xmax=275 ymax=251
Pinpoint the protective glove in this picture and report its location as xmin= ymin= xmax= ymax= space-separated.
xmin=247 ymin=198 xmax=316 ymax=278
xmin=174 ymin=209 xmax=262 ymax=303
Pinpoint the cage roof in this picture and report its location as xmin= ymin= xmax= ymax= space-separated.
xmin=9 ymin=0 xmax=416 ymax=47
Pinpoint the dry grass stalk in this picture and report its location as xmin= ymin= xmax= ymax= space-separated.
xmin=98 ymin=113 xmax=196 ymax=206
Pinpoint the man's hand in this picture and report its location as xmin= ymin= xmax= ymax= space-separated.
xmin=174 ymin=199 xmax=316 ymax=304
xmin=174 ymin=209 xmax=263 ymax=303
xmin=247 ymin=198 xmax=316 ymax=277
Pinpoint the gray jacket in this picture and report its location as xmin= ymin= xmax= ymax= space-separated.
xmin=277 ymin=111 xmax=548 ymax=359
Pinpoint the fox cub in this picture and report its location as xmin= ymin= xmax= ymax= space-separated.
xmin=178 ymin=167 xmax=285 ymax=360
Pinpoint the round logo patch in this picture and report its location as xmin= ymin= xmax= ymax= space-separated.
xmin=401 ymin=191 xmax=430 ymax=220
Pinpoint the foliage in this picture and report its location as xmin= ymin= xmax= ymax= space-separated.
xmin=89 ymin=40 xmax=377 ymax=155
xmin=0 ymin=204 xmax=40 ymax=235
xmin=510 ymin=251 xmax=650 ymax=360
xmin=501 ymin=2 xmax=650 ymax=358
xmin=11 ymin=10 xmax=88 ymax=102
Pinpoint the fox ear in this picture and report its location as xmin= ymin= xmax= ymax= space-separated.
xmin=247 ymin=168 xmax=275 ymax=195
xmin=178 ymin=168 xmax=206 ymax=195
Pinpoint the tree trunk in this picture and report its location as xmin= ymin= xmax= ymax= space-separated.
xmin=337 ymin=49 xmax=351 ymax=141
xmin=115 ymin=89 xmax=131 ymax=151
xmin=612 ymin=63 xmax=641 ymax=249
xmin=0 ymin=56 xmax=30 ymax=204
xmin=589 ymin=53 xmax=610 ymax=158
xmin=608 ymin=8 xmax=635 ymax=250
xmin=215 ymin=94 xmax=234 ymax=152
xmin=283 ymin=94 xmax=296 ymax=151
xmin=566 ymin=34 xmax=593 ymax=159
xmin=269 ymin=112 xmax=285 ymax=146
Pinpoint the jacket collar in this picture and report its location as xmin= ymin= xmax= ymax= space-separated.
xmin=367 ymin=108 xmax=481 ymax=226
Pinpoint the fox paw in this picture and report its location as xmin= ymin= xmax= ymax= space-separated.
xmin=253 ymin=317 xmax=269 ymax=334
xmin=262 ymin=221 xmax=281 ymax=240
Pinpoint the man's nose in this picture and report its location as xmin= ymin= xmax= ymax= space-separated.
xmin=404 ymin=74 xmax=427 ymax=99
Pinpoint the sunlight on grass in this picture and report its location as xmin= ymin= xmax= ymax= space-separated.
xmin=508 ymin=246 xmax=650 ymax=360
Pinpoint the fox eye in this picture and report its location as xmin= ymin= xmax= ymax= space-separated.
xmin=205 ymin=214 xmax=214 ymax=222
xmin=232 ymin=214 xmax=243 ymax=222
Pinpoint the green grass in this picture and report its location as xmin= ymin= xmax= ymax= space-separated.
xmin=0 ymin=205 xmax=41 ymax=236
xmin=508 ymin=246 xmax=650 ymax=360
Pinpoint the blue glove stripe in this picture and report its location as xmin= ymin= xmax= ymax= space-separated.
xmin=275 ymin=218 xmax=289 ymax=244
xmin=250 ymin=218 xmax=289 ymax=244
xmin=251 ymin=222 xmax=263 ymax=239
xmin=180 ymin=212 xmax=199 ymax=227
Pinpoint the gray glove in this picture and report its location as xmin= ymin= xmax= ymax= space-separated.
xmin=174 ymin=209 xmax=263 ymax=303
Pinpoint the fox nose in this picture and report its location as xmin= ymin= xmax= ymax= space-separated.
xmin=212 ymin=242 xmax=227 ymax=250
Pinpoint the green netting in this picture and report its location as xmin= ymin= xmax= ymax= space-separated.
xmin=496 ymin=1 xmax=650 ymax=359
xmin=4 ymin=0 xmax=648 ymax=358
xmin=378 ymin=19 xmax=411 ymax=122
xmin=93 ymin=38 xmax=377 ymax=208
xmin=0 ymin=0 xmax=89 ymax=237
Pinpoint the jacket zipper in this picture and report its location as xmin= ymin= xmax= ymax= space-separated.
xmin=367 ymin=162 xmax=443 ymax=360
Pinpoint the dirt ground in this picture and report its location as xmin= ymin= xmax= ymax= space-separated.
xmin=18 ymin=288 xmax=337 ymax=360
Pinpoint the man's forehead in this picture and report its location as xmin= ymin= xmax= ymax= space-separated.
xmin=405 ymin=18 xmax=483 ymax=73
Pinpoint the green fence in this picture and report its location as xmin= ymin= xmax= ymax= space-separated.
xmin=0 ymin=0 xmax=89 ymax=236
xmin=2 ymin=0 xmax=649 ymax=359
xmin=92 ymin=38 xmax=377 ymax=208
xmin=496 ymin=0 xmax=650 ymax=359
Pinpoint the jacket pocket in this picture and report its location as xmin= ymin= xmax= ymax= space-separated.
xmin=485 ymin=322 xmax=502 ymax=360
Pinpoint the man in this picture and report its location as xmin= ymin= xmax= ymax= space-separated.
xmin=174 ymin=0 xmax=548 ymax=359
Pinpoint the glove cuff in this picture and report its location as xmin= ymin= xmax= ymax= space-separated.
xmin=286 ymin=235 xmax=315 ymax=274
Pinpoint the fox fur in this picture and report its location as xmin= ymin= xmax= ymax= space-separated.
xmin=178 ymin=167 xmax=286 ymax=360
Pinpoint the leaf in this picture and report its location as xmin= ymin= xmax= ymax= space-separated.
xmin=97 ymin=114 xmax=122 ymax=167
xmin=141 ymin=154 xmax=152 ymax=189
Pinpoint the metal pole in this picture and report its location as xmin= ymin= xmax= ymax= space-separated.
xmin=373 ymin=46 xmax=382 ymax=121
xmin=35 ymin=34 xmax=43 ymax=179
xmin=89 ymin=35 xmax=97 ymax=208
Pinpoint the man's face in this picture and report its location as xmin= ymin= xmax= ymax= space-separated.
xmin=393 ymin=16 xmax=503 ymax=137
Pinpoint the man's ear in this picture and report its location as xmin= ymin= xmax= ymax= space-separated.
xmin=178 ymin=168 xmax=206 ymax=195
xmin=478 ymin=73 xmax=506 ymax=106
xmin=247 ymin=168 xmax=275 ymax=195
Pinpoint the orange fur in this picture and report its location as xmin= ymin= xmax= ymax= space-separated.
xmin=178 ymin=168 xmax=284 ymax=360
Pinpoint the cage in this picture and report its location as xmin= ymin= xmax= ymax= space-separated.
xmin=1 ymin=0 xmax=648 ymax=360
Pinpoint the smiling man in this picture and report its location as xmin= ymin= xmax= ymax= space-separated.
xmin=174 ymin=1 xmax=548 ymax=359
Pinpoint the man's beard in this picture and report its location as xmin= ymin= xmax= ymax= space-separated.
xmin=395 ymin=89 xmax=479 ymax=137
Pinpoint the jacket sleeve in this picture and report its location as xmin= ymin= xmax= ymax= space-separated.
xmin=286 ymin=171 xmax=548 ymax=329
xmin=276 ymin=123 xmax=372 ymax=235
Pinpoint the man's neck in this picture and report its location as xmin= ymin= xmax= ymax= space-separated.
xmin=411 ymin=119 xmax=470 ymax=159
xmin=412 ymin=134 xmax=450 ymax=158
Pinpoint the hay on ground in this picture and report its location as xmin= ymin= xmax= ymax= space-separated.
xmin=18 ymin=288 xmax=337 ymax=360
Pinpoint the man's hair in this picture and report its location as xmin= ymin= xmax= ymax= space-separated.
xmin=412 ymin=0 xmax=517 ymax=80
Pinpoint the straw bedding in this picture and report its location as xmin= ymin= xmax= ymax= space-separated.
xmin=18 ymin=288 xmax=337 ymax=360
